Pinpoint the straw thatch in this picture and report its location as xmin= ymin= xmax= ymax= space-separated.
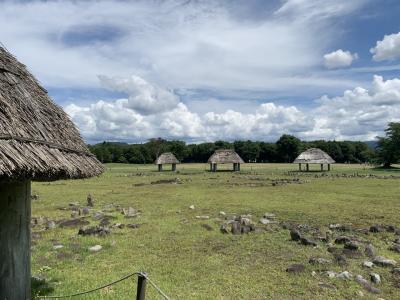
xmin=293 ymin=148 xmax=335 ymax=164
xmin=208 ymin=149 xmax=244 ymax=164
xmin=155 ymin=152 xmax=179 ymax=165
xmin=0 ymin=46 xmax=104 ymax=181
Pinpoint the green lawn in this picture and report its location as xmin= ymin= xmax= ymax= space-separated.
xmin=31 ymin=163 xmax=400 ymax=299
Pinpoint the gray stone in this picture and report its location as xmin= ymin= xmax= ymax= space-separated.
xmin=70 ymin=211 xmax=78 ymax=218
xmin=365 ymin=244 xmax=376 ymax=257
xmin=240 ymin=217 xmax=252 ymax=226
xmin=189 ymin=205 xmax=195 ymax=210
xmin=391 ymin=268 xmax=400 ymax=275
xmin=337 ymin=271 xmax=352 ymax=280
xmin=259 ymin=218 xmax=272 ymax=225
xmin=263 ymin=213 xmax=276 ymax=219
xmin=82 ymin=207 xmax=90 ymax=215
xmin=88 ymin=245 xmax=102 ymax=252
xmin=93 ymin=211 xmax=104 ymax=220
xmin=78 ymin=226 xmax=110 ymax=236
xmin=335 ymin=236 xmax=352 ymax=244
xmin=123 ymin=207 xmax=137 ymax=218
xmin=318 ymin=282 xmax=336 ymax=290
xmin=231 ymin=221 xmax=241 ymax=235
xmin=87 ymin=194 xmax=94 ymax=207
xmin=363 ymin=261 xmax=374 ymax=268
xmin=309 ymin=257 xmax=332 ymax=265
xmin=355 ymin=275 xmax=381 ymax=294
xmin=300 ymin=237 xmax=317 ymax=246
xmin=195 ymin=215 xmax=209 ymax=220
xmin=290 ymin=229 xmax=301 ymax=241
xmin=370 ymin=273 xmax=381 ymax=284
xmin=219 ymin=211 xmax=226 ymax=216
xmin=389 ymin=244 xmax=400 ymax=253
xmin=53 ymin=245 xmax=63 ymax=250
xmin=344 ymin=241 xmax=360 ymax=251
xmin=220 ymin=224 xmax=229 ymax=234
xmin=201 ymin=224 xmax=213 ymax=231
xmin=369 ymin=225 xmax=383 ymax=233
xmin=45 ymin=221 xmax=56 ymax=230
xmin=127 ymin=224 xmax=141 ymax=229
xmin=373 ymin=256 xmax=397 ymax=267
xmin=286 ymin=264 xmax=305 ymax=273
xmin=325 ymin=271 xmax=337 ymax=278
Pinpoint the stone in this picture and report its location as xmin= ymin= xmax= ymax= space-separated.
xmin=259 ymin=218 xmax=272 ymax=225
xmin=373 ymin=256 xmax=397 ymax=267
xmin=231 ymin=221 xmax=241 ymax=235
xmin=240 ymin=217 xmax=252 ymax=226
xmin=123 ymin=207 xmax=137 ymax=218
xmin=300 ymin=237 xmax=317 ymax=246
xmin=386 ymin=225 xmax=398 ymax=233
xmin=337 ymin=271 xmax=352 ymax=280
xmin=201 ymin=224 xmax=213 ymax=231
xmin=342 ymin=248 xmax=363 ymax=259
xmin=329 ymin=224 xmax=352 ymax=232
xmin=78 ymin=226 xmax=110 ymax=236
xmin=241 ymin=225 xmax=252 ymax=234
xmin=263 ymin=213 xmax=276 ymax=219
xmin=365 ymin=244 xmax=376 ymax=257
xmin=195 ymin=215 xmax=209 ymax=220
xmin=127 ymin=224 xmax=141 ymax=229
xmin=88 ymin=245 xmax=102 ymax=252
xmin=363 ymin=261 xmax=374 ymax=268
xmin=344 ymin=241 xmax=360 ymax=251
xmin=333 ymin=254 xmax=347 ymax=266
xmin=58 ymin=218 xmax=89 ymax=228
xmin=356 ymin=290 xmax=364 ymax=297
xmin=45 ymin=221 xmax=56 ymax=230
xmin=309 ymin=257 xmax=332 ymax=265
xmin=93 ymin=211 xmax=104 ymax=220
xmin=290 ymin=229 xmax=301 ymax=241
xmin=87 ymin=194 xmax=94 ymax=207
xmin=219 ymin=211 xmax=226 ymax=216
xmin=286 ymin=264 xmax=305 ymax=273
xmin=71 ymin=211 xmax=78 ymax=218
xmin=389 ymin=244 xmax=400 ymax=253
xmin=391 ymin=268 xmax=400 ymax=275
xmin=220 ymin=224 xmax=229 ymax=234
xmin=370 ymin=273 xmax=381 ymax=284
xmin=355 ymin=275 xmax=381 ymax=294
xmin=369 ymin=225 xmax=383 ymax=233
xmin=394 ymin=237 xmax=400 ymax=244
xmin=325 ymin=271 xmax=337 ymax=278
xmin=31 ymin=194 xmax=40 ymax=201
xmin=112 ymin=223 xmax=125 ymax=229
xmin=53 ymin=245 xmax=63 ymax=250
xmin=82 ymin=207 xmax=90 ymax=215
xmin=189 ymin=205 xmax=195 ymax=210
xmin=335 ymin=236 xmax=352 ymax=244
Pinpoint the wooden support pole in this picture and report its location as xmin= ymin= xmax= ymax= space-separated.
xmin=0 ymin=180 xmax=31 ymax=300
xmin=298 ymin=163 xmax=301 ymax=172
xmin=306 ymin=164 xmax=309 ymax=172
xmin=209 ymin=163 xmax=213 ymax=172
xmin=172 ymin=163 xmax=176 ymax=171
xmin=233 ymin=163 xmax=237 ymax=171
xmin=328 ymin=164 xmax=331 ymax=171
xmin=213 ymin=163 xmax=217 ymax=172
xmin=321 ymin=164 xmax=323 ymax=171
xmin=158 ymin=164 xmax=162 ymax=172
xmin=238 ymin=163 xmax=240 ymax=171
xmin=136 ymin=273 xmax=147 ymax=300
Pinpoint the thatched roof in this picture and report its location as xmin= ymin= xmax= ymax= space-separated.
xmin=155 ymin=152 xmax=179 ymax=164
xmin=293 ymin=148 xmax=335 ymax=164
xmin=208 ymin=149 xmax=244 ymax=164
xmin=0 ymin=46 xmax=104 ymax=181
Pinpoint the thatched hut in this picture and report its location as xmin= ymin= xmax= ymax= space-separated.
xmin=293 ymin=148 xmax=335 ymax=171
xmin=155 ymin=152 xmax=180 ymax=171
xmin=207 ymin=149 xmax=244 ymax=172
xmin=0 ymin=46 xmax=103 ymax=299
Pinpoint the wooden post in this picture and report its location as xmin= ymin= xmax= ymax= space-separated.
xmin=158 ymin=164 xmax=162 ymax=172
xmin=238 ymin=163 xmax=240 ymax=171
xmin=172 ymin=164 xmax=176 ymax=171
xmin=233 ymin=163 xmax=237 ymax=171
xmin=0 ymin=180 xmax=31 ymax=300
xmin=209 ymin=163 xmax=213 ymax=172
xmin=298 ymin=163 xmax=301 ymax=171
xmin=136 ymin=272 xmax=147 ymax=300
xmin=328 ymin=164 xmax=331 ymax=171
xmin=306 ymin=164 xmax=309 ymax=172
xmin=320 ymin=164 xmax=323 ymax=171
xmin=213 ymin=163 xmax=217 ymax=172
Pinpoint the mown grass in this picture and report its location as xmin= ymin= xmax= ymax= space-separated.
xmin=31 ymin=163 xmax=400 ymax=299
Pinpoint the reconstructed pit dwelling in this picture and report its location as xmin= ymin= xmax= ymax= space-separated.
xmin=293 ymin=148 xmax=335 ymax=171
xmin=0 ymin=47 xmax=103 ymax=299
xmin=155 ymin=152 xmax=180 ymax=171
xmin=207 ymin=149 xmax=245 ymax=172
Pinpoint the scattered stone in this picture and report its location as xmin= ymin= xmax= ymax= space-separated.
xmin=263 ymin=213 xmax=276 ymax=219
xmin=329 ymin=224 xmax=352 ymax=232
xmin=370 ymin=273 xmax=381 ymax=284
xmin=355 ymin=275 xmax=381 ymax=294
xmin=87 ymin=194 xmax=94 ymax=207
xmin=78 ymin=226 xmax=110 ymax=236
xmin=290 ymin=229 xmax=301 ymax=241
xmin=231 ymin=222 xmax=241 ymax=235
xmin=112 ymin=223 xmax=125 ymax=229
xmin=309 ymin=257 xmax=332 ymax=265
xmin=219 ymin=211 xmax=226 ymax=216
xmin=333 ymin=254 xmax=347 ymax=266
xmin=365 ymin=244 xmax=376 ymax=257
xmin=391 ymin=268 xmax=400 ymax=275
xmin=93 ymin=211 xmax=105 ymax=220
xmin=386 ymin=225 xmax=398 ymax=233
xmin=394 ymin=237 xmax=400 ymax=244
xmin=318 ymin=282 xmax=336 ymax=290
xmin=71 ymin=211 xmax=78 ymax=218
xmin=99 ymin=217 xmax=112 ymax=227
xmin=337 ymin=271 xmax=352 ymax=280
xmin=335 ymin=236 xmax=352 ymax=244
xmin=363 ymin=261 xmax=374 ymax=268
xmin=189 ymin=205 xmax=195 ymax=210
xmin=127 ymin=224 xmax=141 ymax=229
xmin=241 ymin=225 xmax=253 ymax=234
xmin=259 ymin=218 xmax=272 ymax=225
xmin=58 ymin=218 xmax=89 ymax=228
xmin=325 ymin=271 xmax=337 ymax=278
xmin=45 ymin=221 xmax=56 ymax=230
xmin=240 ymin=217 xmax=252 ymax=226
xmin=81 ymin=207 xmax=90 ymax=215
xmin=220 ymin=224 xmax=229 ymax=234
xmin=356 ymin=290 xmax=364 ymax=297
xmin=31 ymin=194 xmax=40 ymax=201
xmin=201 ymin=224 xmax=213 ymax=231
xmin=122 ymin=207 xmax=137 ymax=218
xmin=344 ymin=241 xmax=360 ymax=251
xmin=88 ymin=245 xmax=102 ymax=252
xmin=370 ymin=225 xmax=383 ymax=233
xmin=373 ymin=256 xmax=397 ymax=267
xmin=195 ymin=215 xmax=210 ymax=220
xmin=389 ymin=244 xmax=400 ymax=253
xmin=286 ymin=264 xmax=305 ymax=273
xmin=53 ymin=245 xmax=63 ymax=250
xmin=342 ymin=248 xmax=363 ymax=259
xmin=311 ymin=271 xmax=317 ymax=277
xmin=300 ymin=237 xmax=317 ymax=246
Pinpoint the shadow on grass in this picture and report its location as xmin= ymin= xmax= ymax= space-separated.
xmin=372 ymin=165 xmax=400 ymax=172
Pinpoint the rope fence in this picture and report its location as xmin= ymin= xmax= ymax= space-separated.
xmin=36 ymin=271 xmax=170 ymax=300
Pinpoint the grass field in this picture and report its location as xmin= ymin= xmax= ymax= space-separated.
xmin=31 ymin=163 xmax=400 ymax=299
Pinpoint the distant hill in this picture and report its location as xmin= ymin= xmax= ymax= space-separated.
xmin=364 ymin=140 xmax=378 ymax=149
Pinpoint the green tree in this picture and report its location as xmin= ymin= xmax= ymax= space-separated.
xmin=376 ymin=122 xmax=400 ymax=167
xmin=276 ymin=134 xmax=301 ymax=163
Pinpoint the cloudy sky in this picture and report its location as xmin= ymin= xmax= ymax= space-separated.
xmin=1 ymin=0 xmax=400 ymax=143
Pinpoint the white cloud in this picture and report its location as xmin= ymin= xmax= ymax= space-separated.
xmin=323 ymin=49 xmax=358 ymax=69
xmin=66 ymin=75 xmax=400 ymax=143
xmin=371 ymin=32 xmax=400 ymax=61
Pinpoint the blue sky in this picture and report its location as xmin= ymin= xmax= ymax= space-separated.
xmin=1 ymin=0 xmax=400 ymax=143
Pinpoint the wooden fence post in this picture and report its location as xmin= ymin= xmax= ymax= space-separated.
xmin=136 ymin=273 xmax=147 ymax=300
